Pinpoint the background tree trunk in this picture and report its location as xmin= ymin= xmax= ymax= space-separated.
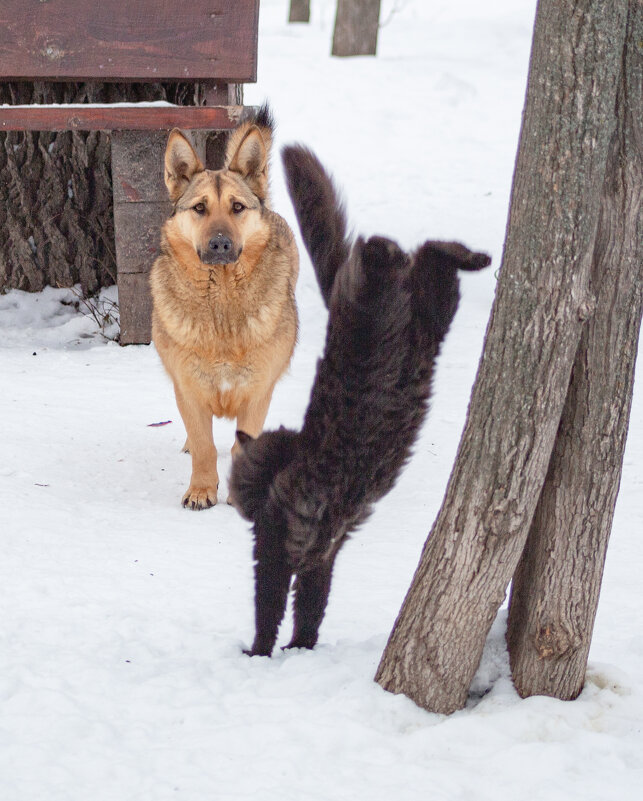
xmin=0 ymin=81 xmax=198 ymax=297
xmin=374 ymin=0 xmax=628 ymax=715
xmin=289 ymin=0 xmax=310 ymax=23
xmin=507 ymin=0 xmax=642 ymax=700
xmin=332 ymin=0 xmax=381 ymax=57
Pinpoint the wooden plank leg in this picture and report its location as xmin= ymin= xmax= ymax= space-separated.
xmin=111 ymin=130 xmax=206 ymax=345
xmin=111 ymin=128 xmax=229 ymax=343
xmin=111 ymin=130 xmax=167 ymax=344
xmin=117 ymin=272 xmax=154 ymax=345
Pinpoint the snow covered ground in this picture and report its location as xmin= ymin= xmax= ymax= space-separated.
xmin=1 ymin=2 xmax=641 ymax=799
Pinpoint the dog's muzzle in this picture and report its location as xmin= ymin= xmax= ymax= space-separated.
xmin=200 ymin=233 xmax=240 ymax=265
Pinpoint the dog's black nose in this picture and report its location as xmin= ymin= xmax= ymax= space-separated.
xmin=209 ymin=234 xmax=233 ymax=255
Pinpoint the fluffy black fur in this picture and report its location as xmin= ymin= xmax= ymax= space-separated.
xmin=253 ymin=102 xmax=274 ymax=131
xmin=229 ymin=145 xmax=491 ymax=656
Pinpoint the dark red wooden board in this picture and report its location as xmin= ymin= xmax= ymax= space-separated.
xmin=0 ymin=105 xmax=244 ymax=131
xmin=0 ymin=0 xmax=259 ymax=81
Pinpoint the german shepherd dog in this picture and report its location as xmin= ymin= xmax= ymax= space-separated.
xmin=150 ymin=106 xmax=299 ymax=510
xmin=229 ymin=145 xmax=491 ymax=656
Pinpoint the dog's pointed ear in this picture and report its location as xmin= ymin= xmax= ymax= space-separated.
xmin=227 ymin=126 xmax=269 ymax=201
xmin=164 ymin=129 xmax=204 ymax=202
xmin=235 ymin=430 xmax=255 ymax=448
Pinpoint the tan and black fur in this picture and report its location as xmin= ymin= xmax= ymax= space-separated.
xmin=150 ymin=106 xmax=299 ymax=509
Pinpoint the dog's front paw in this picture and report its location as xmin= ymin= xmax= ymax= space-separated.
xmin=242 ymin=636 xmax=275 ymax=657
xmin=243 ymin=646 xmax=272 ymax=657
xmin=182 ymin=484 xmax=218 ymax=510
xmin=282 ymin=635 xmax=317 ymax=651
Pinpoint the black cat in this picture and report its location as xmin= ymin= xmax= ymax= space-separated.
xmin=229 ymin=145 xmax=491 ymax=656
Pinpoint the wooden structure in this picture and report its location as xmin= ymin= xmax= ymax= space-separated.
xmin=0 ymin=0 xmax=260 ymax=344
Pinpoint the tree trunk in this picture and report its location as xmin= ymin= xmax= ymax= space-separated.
xmin=332 ymin=0 xmax=381 ymax=57
xmin=507 ymin=0 xmax=642 ymax=700
xmin=374 ymin=0 xmax=628 ymax=715
xmin=289 ymin=1 xmax=310 ymax=23
xmin=0 ymin=81 xmax=198 ymax=297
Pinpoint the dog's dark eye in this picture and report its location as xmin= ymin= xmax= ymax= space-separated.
xmin=193 ymin=203 xmax=206 ymax=215
xmin=232 ymin=202 xmax=245 ymax=214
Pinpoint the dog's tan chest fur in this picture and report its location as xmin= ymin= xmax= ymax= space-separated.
xmin=151 ymin=214 xmax=297 ymax=420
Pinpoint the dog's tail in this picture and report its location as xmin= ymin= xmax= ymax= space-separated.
xmin=410 ymin=241 xmax=491 ymax=345
xmin=282 ymin=145 xmax=351 ymax=308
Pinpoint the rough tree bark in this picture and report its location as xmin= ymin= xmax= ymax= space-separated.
xmin=507 ymin=0 xmax=642 ymax=700
xmin=0 ymin=81 xmax=198 ymax=297
xmin=289 ymin=0 xmax=310 ymax=23
xmin=332 ymin=0 xmax=381 ymax=57
xmin=374 ymin=0 xmax=629 ymax=714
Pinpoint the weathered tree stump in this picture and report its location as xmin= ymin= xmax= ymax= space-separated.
xmin=0 ymin=81 xmax=199 ymax=297
xmin=289 ymin=1 xmax=310 ymax=23
xmin=332 ymin=0 xmax=381 ymax=57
